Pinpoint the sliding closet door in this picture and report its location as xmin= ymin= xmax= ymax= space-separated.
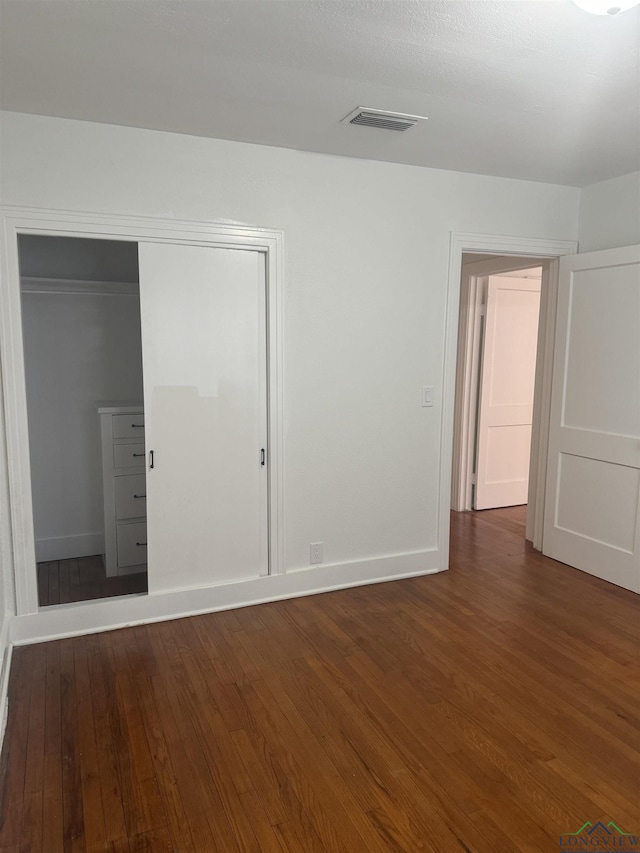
xmin=138 ymin=243 xmax=268 ymax=593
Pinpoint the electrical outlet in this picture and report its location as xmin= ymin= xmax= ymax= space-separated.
xmin=310 ymin=542 xmax=323 ymax=564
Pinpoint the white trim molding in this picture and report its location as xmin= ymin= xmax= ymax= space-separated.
xmin=10 ymin=548 xmax=440 ymax=646
xmin=440 ymin=233 xmax=578 ymax=566
xmin=0 ymin=205 xmax=286 ymax=617
xmin=526 ymin=259 xmax=560 ymax=548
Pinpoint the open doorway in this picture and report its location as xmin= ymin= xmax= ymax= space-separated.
xmin=451 ymin=253 xmax=553 ymax=544
xmin=474 ymin=266 xmax=542 ymax=509
xmin=18 ymin=235 xmax=148 ymax=606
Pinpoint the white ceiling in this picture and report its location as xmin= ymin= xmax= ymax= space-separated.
xmin=1 ymin=0 xmax=638 ymax=187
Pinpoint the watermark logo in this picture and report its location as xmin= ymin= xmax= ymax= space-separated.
xmin=559 ymin=821 xmax=640 ymax=850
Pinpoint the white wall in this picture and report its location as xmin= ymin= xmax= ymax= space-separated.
xmin=579 ymin=171 xmax=640 ymax=253
xmin=0 ymin=111 xmax=580 ymax=639
xmin=21 ymin=286 xmax=144 ymax=561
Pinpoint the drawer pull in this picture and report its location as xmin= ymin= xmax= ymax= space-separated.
xmin=131 ymin=423 xmax=144 ymax=428
xmin=133 ymin=493 xmax=146 ymax=499
xmin=136 ymin=542 xmax=147 ymax=547
xmin=132 ymin=453 xmax=145 ymax=458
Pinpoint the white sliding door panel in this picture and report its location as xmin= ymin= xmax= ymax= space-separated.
xmin=138 ymin=243 xmax=268 ymax=594
xmin=543 ymin=245 xmax=640 ymax=593
xmin=475 ymin=277 xmax=541 ymax=509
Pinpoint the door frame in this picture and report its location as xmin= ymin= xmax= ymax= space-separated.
xmin=0 ymin=206 xmax=285 ymax=616
xmin=452 ymin=256 xmax=548 ymax=514
xmin=441 ymin=233 xmax=577 ymax=566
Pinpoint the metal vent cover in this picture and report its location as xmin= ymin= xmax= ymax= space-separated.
xmin=341 ymin=107 xmax=427 ymax=132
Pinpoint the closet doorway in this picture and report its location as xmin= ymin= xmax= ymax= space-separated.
xmin=2 ymin=208 xmax=283 ymax=621
xmin=16 ymin=231 xmax=273 ymax=611
xmin=19 ymin=235 xmax=148 ymax=606
xmin=450 ymin=252 xmax=554 ymax=548
xmin=18 ymin=235 xmax=147 ymax=607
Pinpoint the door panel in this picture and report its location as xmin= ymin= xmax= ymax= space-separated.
xmin=138 ymin=243 xmax=268 ymax=593
xmin=475 ymin=276 xmax=541 ymax=509
xmin=543 ymin=245 xmax=640 ymax=593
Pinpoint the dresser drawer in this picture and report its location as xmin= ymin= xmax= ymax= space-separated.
xmin=115 ymin=473 xmax=146 ymax=519
xmin=116 ymin=522 xmax=147 ymax=567
xmin=113 ymin=443 xmax=146 ymax=469
xmin=112 ymin=413 xmax=145 ymax=439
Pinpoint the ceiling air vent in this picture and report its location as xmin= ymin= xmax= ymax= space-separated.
xmin=341 ymin=107 xmax=427 ymax=132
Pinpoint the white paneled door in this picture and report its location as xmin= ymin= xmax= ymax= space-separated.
xmin=138 ymin=243 xmax=268 ymax=594
xmin=475 ymin=276 xmax=541 ymax=509
xmin=543 ymin=245 xmax=640 ymax=593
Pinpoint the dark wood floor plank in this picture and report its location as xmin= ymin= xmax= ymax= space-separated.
xmin=36 ymin=564 xmax=48 ymax=609
xmin=272 ymin=813 xmax=327 ymax=853
xmin=275 ymin=659 xmax=461 ymax=853
xmin=73 ymin=638 xmax=108 ymax=851
xmin=346 ymin=597 xmax=634 ymax=829
xmin=305 ymin=642 xmax=520 ymax=851
xmin=144 ymin=681 xmax=217 ymax=851
xmin=48 ymin=562 xmax=60 ymax=606
xmin=99 ymin=632 xmax=162 ymax=842
xmin=0 ymin=647 xmax=39 ymax=847
xmin=241 ymin=677 xmax=391 ymax=853
xmin=41 ymin=752 xmax=63 ymax=853
xmin=141 ymin=629 xmax=230 ymax=851
xmin=230 ymin=726 xmax=297 ymax=827
xmin=19 ymin=789 xmax=43 ymax=853
xmin=85 ymin=634 xmax=128 ymax=845
xmin=38 ymin=555 xmax=147 ymax=608
xmin=59 ymin=638 xmax=85 ymax=852
xmin=3 ymin=507 xmax=640 ymax=851
xmin=44 ymin=642 xmax=62 ymax=758
xmin=58 ymin=562 xmax=71 ymax=604
xmin=171 ymin=619 xmax=254 ymax=793
xmin=68 ymin=558 xmax=81 ymax=601
xmin=23 ymin=644 xmax=46 ymax=796
xmin=237 ymin=789 xmax=284 ymax=853
xmin=127 ymin=632 xmax=196 ymax=853
xmin=152 ymin=661 xmax=241 ymax=852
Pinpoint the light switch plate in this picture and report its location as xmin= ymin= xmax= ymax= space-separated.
xmin=421 ymin=386 xmax=434 ymax=407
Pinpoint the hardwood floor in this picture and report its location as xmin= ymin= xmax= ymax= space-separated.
xmin=2 ymin=507 xmax=639 ymax=851
xmin=37 ymin=555 xmax=147 ymax=607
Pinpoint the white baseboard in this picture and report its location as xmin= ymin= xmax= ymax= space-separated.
xmin=0 ymin=616 xmax=13 ymax=754
xmin=35 ymin=532 xmax=104 ymax=562
xmin=10 ymin=548 xmax=443 ymax=646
